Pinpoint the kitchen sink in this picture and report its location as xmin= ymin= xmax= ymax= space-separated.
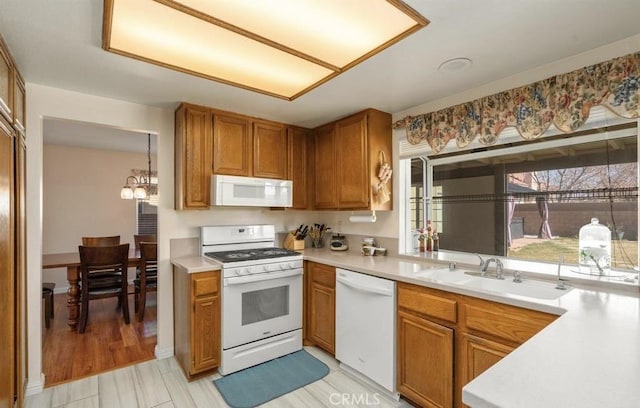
xmin=414 ymin=267 xmax=476 ymax=284
xmin=460 ymin=276 xmax=571 ymax=300
xmin=414 ymin=267 xmax=572 ymax=300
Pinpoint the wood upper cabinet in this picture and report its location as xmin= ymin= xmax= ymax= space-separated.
xmin=253 ymin=120 xmax=287 ymax=179
xmin=175 ymin=103 xmax=212 ymax=210
xmin=313 ymin=108 xmax=392 ymax=210
xmin=212 ymin=112 xmax=252 ymax=176
xmin=305 ymin=262 xmax=336 ymax=355
xmin=288 ymin=126 xmax=312 ymax=209
xmin=336 ymin=112 xmax=369 ymax=209
xmin=0 ymin=38 xmax=12 ymax=123
xmin=314 ymin=123 xmax=337 ymax=209
xmin=398 ymin=309 xmax=454 ymax=408
xmin=173 ymin=269 xmax=220 ymax=380
xmin=13 ymin=71 xmax=24 ymax=134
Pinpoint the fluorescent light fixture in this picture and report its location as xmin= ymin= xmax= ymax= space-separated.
xmin=103 ymin=0 xmax=428 ymax=100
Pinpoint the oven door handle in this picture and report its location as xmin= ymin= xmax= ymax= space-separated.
xmin=224 ymin=268 xmax=303 ymax=286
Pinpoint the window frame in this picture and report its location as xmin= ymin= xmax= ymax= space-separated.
xmin=400 ymin=120 xmax=640 ymax=285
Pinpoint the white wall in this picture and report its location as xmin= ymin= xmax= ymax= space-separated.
xmin=42 ymin=144 xmax=156 ymax=290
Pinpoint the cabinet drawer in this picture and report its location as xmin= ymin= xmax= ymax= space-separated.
xmin=398 ymin=283 xmax=457 ymax=324
xmin=192 ymin=273 xmax=219 ymax=297
xmin=462 ymin=299 xmax=556 ymax=344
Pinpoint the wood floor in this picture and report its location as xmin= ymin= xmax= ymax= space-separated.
xmin=42 ymin=290 xmax=157 ymax=387
xmin=27 ymin=346 xmax=411 ymax=408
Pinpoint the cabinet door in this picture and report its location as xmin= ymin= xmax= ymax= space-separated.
xmin=314 ymin=124 xmax=337 ymax=209
xmin=212 ymin=113 xmax=252 ymax=176
xmin=288 ymin=127 xmax=310 ymax=209
xmin=0 ymin=118 xmax=15 ymax=408
xmin=192 ymin=294 xmax=220 ymax=374
xmin=335 ymin=113 xmax=368 ymax=209
xmin=308 ymin=281 xmax=335 ymax=355
xmin=459 ymin=333 xmax=514 ymax=391
xmin=254 ymin=121 xmax=287 ymax=179
xmin=397 ymin=310 xmax=453 ymax=408
xmin=306 ymin=262 xmax=335 ymax=354
xmin=0 ymin=43 xmax=11 ymax=122
xmin=13 ymin=72 xmax=25 ymax=133
xmin=175 ymin=105 xmax=212 ymax=209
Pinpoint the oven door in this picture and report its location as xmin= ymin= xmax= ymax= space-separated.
xmin=222 ymin=268 xmax=302 ymax=349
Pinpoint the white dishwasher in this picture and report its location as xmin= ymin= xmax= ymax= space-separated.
xmin=335 ymin=268 xmax=396 ymax=393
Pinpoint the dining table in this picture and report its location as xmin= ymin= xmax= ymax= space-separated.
xmin=42 ymin=249 xmax=141 ymax=330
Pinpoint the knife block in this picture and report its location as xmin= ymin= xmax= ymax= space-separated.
xmin=284 ymin=232 xmax=305 ymax=251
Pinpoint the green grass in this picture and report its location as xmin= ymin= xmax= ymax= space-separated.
xmin=509 ymin=237 xmax=638 ymax=270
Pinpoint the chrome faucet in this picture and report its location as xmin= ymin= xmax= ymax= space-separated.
xmin=481 ymin=257 xmax=505 ymax=280
xmin=556 ymin=255 xmax=568 ymax=290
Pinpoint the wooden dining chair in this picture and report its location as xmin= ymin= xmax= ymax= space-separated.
xmin=133 ymin=234 xmax=156 ymax=249
xmin=82 ymin=235 xmax=120 ymax=247
xmin=78 ymin=244 xmax=130 ymax=333
xmin=134 ymin=242 xmax=157 ymax=322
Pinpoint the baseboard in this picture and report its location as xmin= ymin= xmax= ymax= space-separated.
xmin=155 ymin=345 xmax=174 ymax=360
xmin=25 ymin=373 xmax=45 ymax=396
xmin=54 ymin=287 xmax=69 ymax=295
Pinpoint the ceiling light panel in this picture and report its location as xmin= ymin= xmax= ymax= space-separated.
xmin=104 ymin=0 xmax=428 ymax=99
xmin=168 ymin=0 xmax=422 ymax=69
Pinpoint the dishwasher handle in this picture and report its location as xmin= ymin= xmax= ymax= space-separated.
xmin=336 ymin=275 xmax=393 ymax=297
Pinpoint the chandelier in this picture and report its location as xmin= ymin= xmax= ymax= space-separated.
xmin=120 ymin=133 xmax=153 ymax=200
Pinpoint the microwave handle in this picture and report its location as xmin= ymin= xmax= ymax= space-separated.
xmin=224 ymin=268 xmax=302 ymax=286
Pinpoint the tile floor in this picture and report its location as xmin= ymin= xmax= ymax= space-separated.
xmin=26 ymin=347 xmax=412 ymax=407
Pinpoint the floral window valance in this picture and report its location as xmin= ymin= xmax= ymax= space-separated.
xmin=393 ymin=51 xmax=640 ymax=153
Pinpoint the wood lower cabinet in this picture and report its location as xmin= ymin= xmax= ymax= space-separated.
xmin=174 ymin=269 xmax=220 ymax=380
xmin=397 ymin=282 xmax=557 ymax=408
xmin=398 ymin=309 xmax=454 ymax=408
xmin=458 ymin=333 xmax=514 ymax=390
xmin=305 ymin=261 xmax=335 ymax=355
xmin=212 ymin=112 xmax=252 ymax=177
xmin=175 ymin=103 xmax=212 ymax=210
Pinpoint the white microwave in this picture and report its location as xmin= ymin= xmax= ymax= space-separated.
xmin=211 ymin=175 xmax=293 ymax=207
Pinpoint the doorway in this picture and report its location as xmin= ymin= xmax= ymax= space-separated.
xmin=41 ymin=118 xmax=158 ymax=386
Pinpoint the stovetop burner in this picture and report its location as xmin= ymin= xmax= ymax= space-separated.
xmin=204 ymin=247 xmax=300 ymax=263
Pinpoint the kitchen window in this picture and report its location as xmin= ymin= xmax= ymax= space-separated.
xmin=401 ymin=120 xmax=639 ymax=282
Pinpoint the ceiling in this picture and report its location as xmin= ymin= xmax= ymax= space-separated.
xmin=2 ymin=1 xmax=640 ymax=130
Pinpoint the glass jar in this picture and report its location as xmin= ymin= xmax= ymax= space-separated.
xmin=578 ymin=218 xmax=611 ymax=275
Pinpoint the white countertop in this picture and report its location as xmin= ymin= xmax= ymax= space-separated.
xmin=171 ymin=249 xmax=640 ymax=408
xmin=171 ymin=255 xmax=220 ymax=273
